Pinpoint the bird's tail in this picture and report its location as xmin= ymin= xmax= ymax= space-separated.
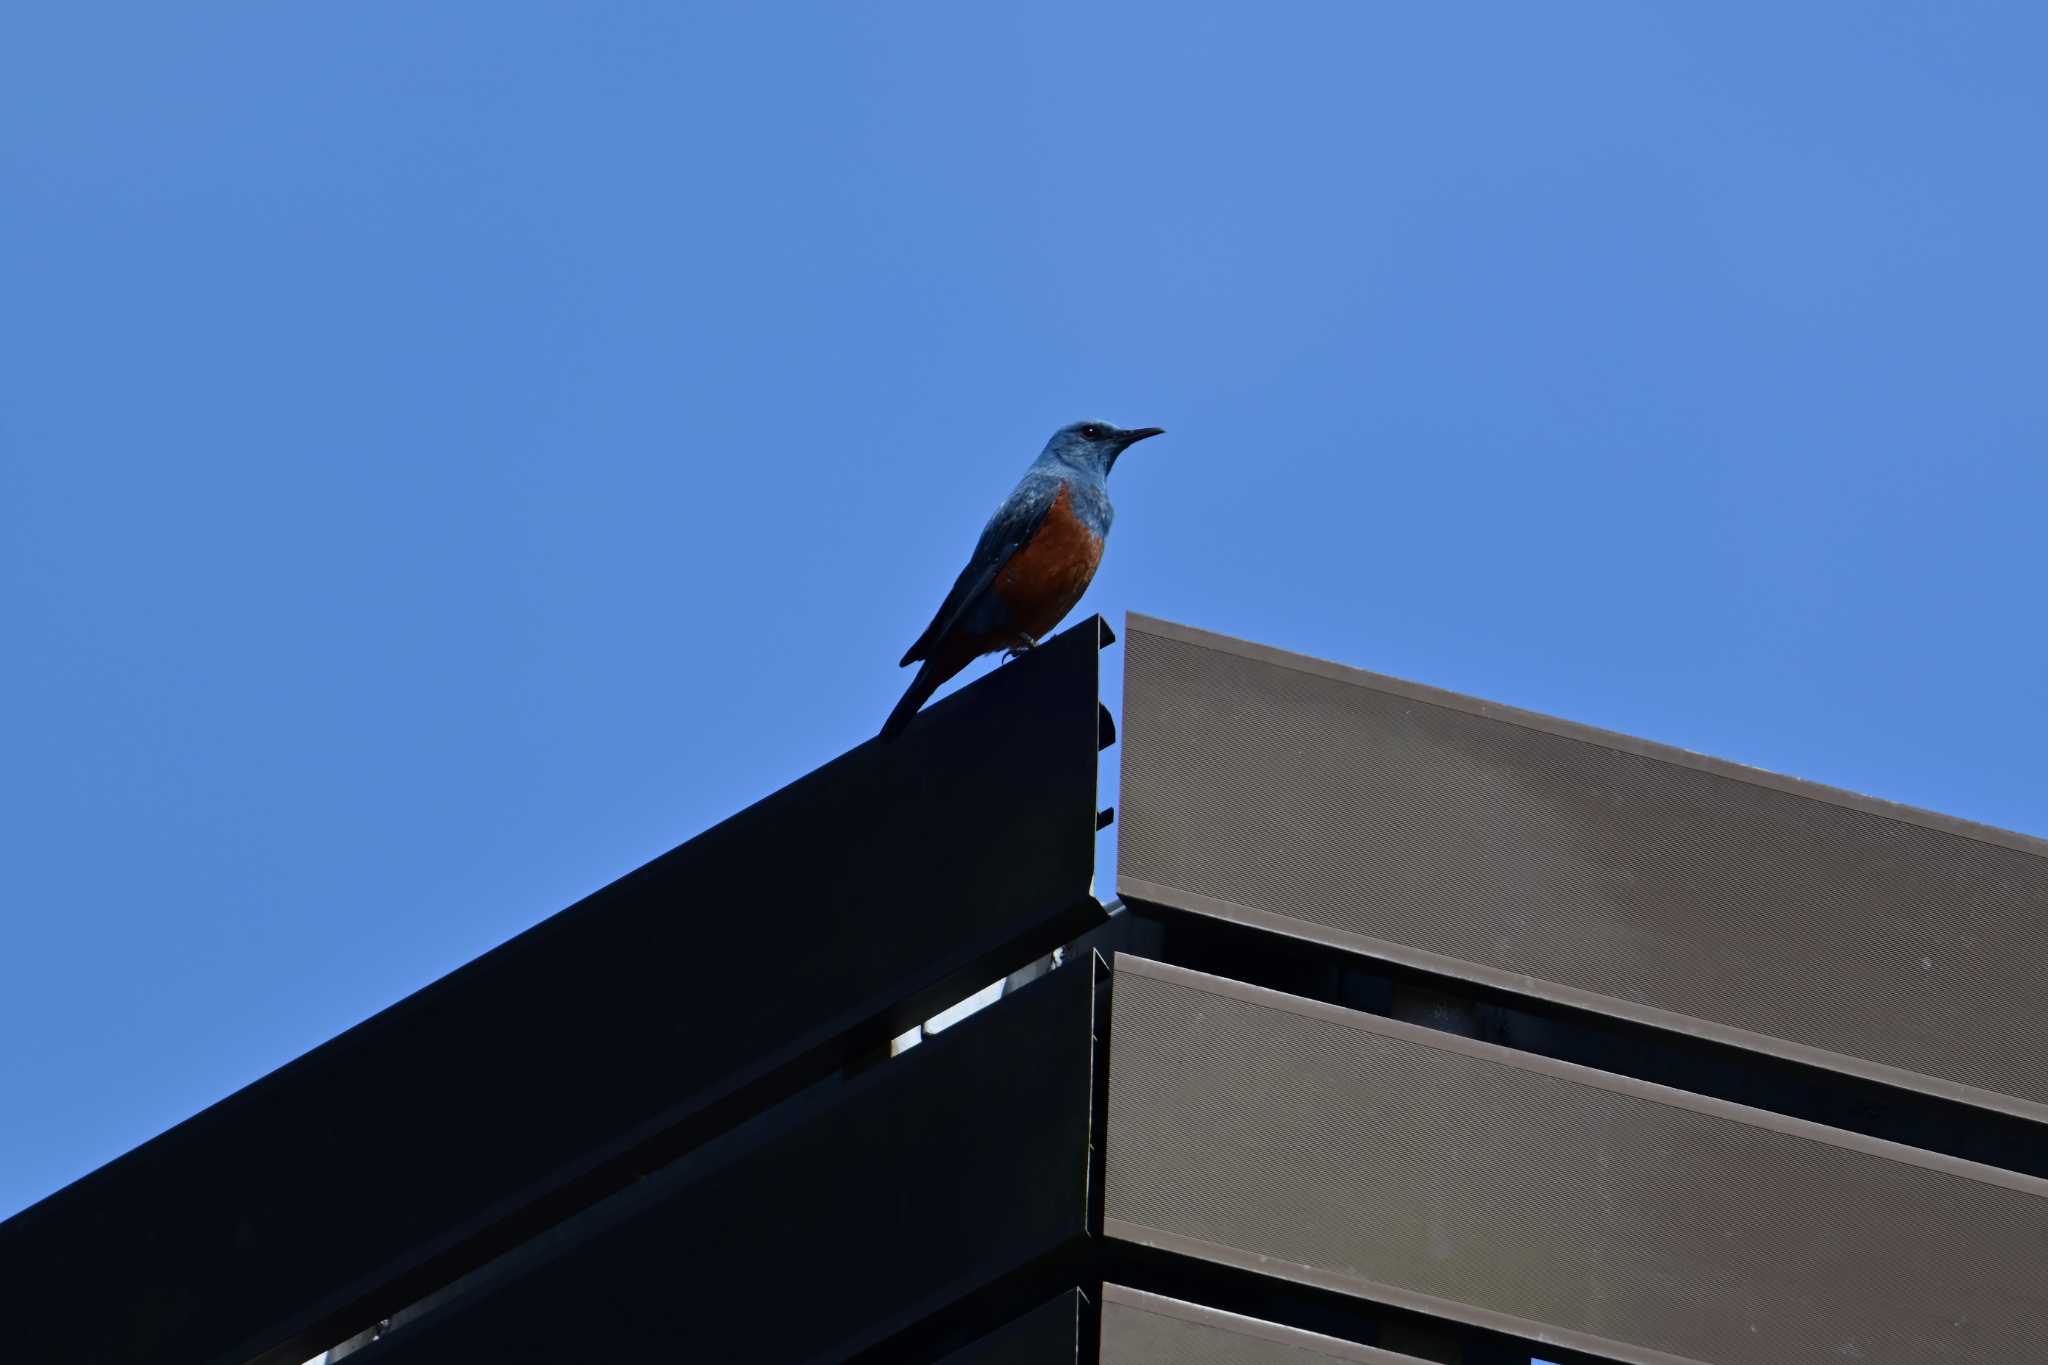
xmin=880 ymin=659 xmax=945 ymax=742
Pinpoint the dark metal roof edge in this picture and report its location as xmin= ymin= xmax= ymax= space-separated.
xmin=355 ymin=957 xmax=1101 ymax=1365
xmin=1100 ymin=1285 xmax=1428 ymax=1364
xmin=1111 ymin=953 xmax=2048 ymax=1199
xmin=1125 ymin=612 xmax=2048 ymax=860
xmin=3 ymin=618 xmax=1111 ymax=1365
xmin=1103 ymin=1222 xmax=1707 ymax=1365
xmin=1117 ymin=878 xmax=2048 ymax=1128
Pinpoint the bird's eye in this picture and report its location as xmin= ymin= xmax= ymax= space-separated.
xmin=1080 ymin=424 xmax=1106 ymax=440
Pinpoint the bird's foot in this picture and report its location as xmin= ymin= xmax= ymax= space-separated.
xmin=1003 ymin=636 xmax=1040 ymax=662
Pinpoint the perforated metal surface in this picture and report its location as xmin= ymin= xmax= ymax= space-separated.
xmin=1100 ymin=1287 xmax=1424 ymax=1365
xmin=1118 ymin=614 xmax=2048 ymax=1119
xmin=1104 ymin=957 xmax=2048 ymax=1365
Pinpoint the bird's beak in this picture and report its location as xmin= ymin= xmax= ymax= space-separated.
xmin=1122 ymin=427 xmax=1166 ymax=446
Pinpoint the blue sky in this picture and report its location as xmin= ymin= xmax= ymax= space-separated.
xmin=4 ymin=5 xmax=2044 ymax=1221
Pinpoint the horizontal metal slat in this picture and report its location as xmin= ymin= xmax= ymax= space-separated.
xmin=1118 ymin=612 xmax=2048 ymax=1122
xmin=1104 ymin=954 xmax=2048 ymax=1365
xmin=360 ymin=956 xmax=1099 ymax=1363
xmin=935 ymin=1289 xmax=1081 ymax=1364
xmin=1101 ymin=1285 xmax=1428 ymax=1365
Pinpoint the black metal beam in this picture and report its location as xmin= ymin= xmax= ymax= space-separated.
xmin=356 ymin=958 xmax=1099 ymax=1364
xmin=1 ymin=618 xmax=1110 ymax=1365
xmin=930 ymin=1290 xmax=1080 ymax=1364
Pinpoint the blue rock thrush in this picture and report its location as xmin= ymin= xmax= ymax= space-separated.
xmin=882 ymin=420 xmax=1164 ymax=740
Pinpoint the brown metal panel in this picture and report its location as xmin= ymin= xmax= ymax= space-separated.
xmin=1117 ymin=612 xmax=2048 ymax=1121
xmin=1100 ymin=1286 xmax=1426 ymax=1365
xmin=1104 ymin=955 xmax=2048 ymax=1365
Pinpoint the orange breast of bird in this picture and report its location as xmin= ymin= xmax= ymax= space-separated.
xmin=993 ymin=483 xmax=1105 ymax=643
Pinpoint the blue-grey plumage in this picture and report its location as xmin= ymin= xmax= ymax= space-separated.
xmin=883 ymin=420 xmax=1164 ymax=740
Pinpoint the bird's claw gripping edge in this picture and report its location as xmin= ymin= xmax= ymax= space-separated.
xmin=1003 ymin=635 xmax=1040 ymax=662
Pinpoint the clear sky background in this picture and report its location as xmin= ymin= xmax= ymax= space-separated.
xmin=4 ymin=5 xmax=2044 ymax=1220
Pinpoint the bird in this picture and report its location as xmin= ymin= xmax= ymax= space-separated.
xmin=881 ymin=420 xmax=1164 ymax=740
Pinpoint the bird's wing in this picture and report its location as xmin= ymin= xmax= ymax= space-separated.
xmin=900 ymin=473 xmax=1062 ymax=666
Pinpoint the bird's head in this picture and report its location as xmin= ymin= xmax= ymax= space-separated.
xmin=1042 ymin=420 xmax=1165 ymax=476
